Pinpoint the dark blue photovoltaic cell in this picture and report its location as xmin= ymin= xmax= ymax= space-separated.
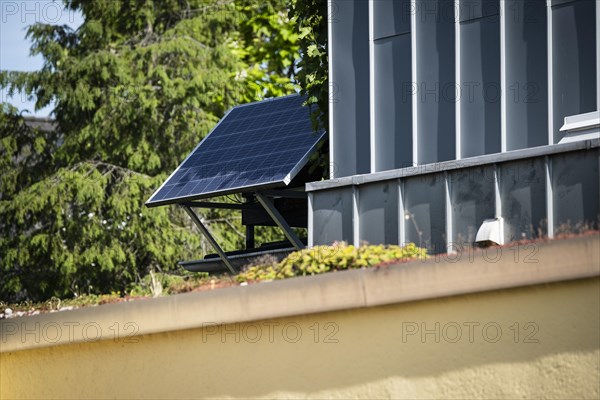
xmin=146 ymin=94 xmax=325 ymax=206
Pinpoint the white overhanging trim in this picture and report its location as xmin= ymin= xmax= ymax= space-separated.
xmin=558 ymin=111 xmax=600 ymax=144
xmin=560 ymin=111 xmax=600 ymax=132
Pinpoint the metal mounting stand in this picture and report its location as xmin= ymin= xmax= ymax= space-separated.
xmin=181 ymin=205 xmax=237 ymax=274
xmin=180 ymin=191 xmax=305 ymax=273
xmin=255 ymin=192 xmax=304 ymax=250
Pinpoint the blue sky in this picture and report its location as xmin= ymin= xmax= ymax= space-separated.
xmin=1 ymin=0 xmax=83 ymax=116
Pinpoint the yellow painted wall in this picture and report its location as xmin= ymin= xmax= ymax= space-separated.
xmin=1 ymin=278 xmax=599 ymax=399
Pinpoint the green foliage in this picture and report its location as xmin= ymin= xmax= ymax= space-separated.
xmin=0 ymin=0 xmax=301 ymax=302
xmin=2 ymin=0 xmax=300 ymax=176
xmin=128 ymin=271 xmax=211 ymax=297
xmin=0 ymin=150 xmax=200 ymax=299
xmin=232 ymin=1 xmax=300 ymax=100
xmin=0 ymin=105 xmax=60 ymax=197
xmin=1 ymin=243 xmax=427 ymax=313
xmin=290 ymin=0 xmax=327 ymax=130
xmin=236 ymin=243 xmax=428 ymax=282
xmin=1 ymin=292 xmax=131 ymax=314
xmin=289 ymin=0 xmax=329 ymax=175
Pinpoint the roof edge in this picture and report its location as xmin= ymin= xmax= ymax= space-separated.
xmin=1 ymin=234 xmax=598 ymax=353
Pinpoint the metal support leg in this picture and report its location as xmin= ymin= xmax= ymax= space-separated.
xmin=255 ymin=192 xmax=304 ymax=250
xmin=181 ymin=205 xmax=237 ymax=274
xmin=245 ymin=224 xmax=255 ymax=249
xmin=244 ymin=194 xmax=255 ymax=250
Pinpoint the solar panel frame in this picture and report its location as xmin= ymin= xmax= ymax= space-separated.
xmin=145 ymin=94 xmax=325 ymax=207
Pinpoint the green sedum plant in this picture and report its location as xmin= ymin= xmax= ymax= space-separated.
xmin=236 ymin=242 xmax=427 ymax=283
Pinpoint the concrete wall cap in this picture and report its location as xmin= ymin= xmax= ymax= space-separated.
xmin=1 ymin=234 xmax=598 ymax=352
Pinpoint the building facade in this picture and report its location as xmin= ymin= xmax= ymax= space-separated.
xmin=307 ymin=0 xmax=600 ymax=253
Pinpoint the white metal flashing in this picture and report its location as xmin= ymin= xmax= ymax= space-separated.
xmin=559 ymin=111 xmax=600 ymax=132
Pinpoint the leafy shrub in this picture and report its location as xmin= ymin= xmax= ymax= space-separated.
xmin=236 ymin=242 xmax=427 ymax=283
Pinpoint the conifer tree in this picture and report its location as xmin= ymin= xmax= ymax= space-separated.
xmin=0 ymin=0 xmax=299 ymax=301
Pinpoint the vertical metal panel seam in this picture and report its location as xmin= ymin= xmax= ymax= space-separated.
xmin=500 ymin=0 xmax=508 ymax=152
xmin=307 ymin=192 xmax=314 ymax=247
xmin=547 ymin=0 xmax=554 ymax=145
xmin=455 ymin=0 xmax=462 ymax=160
xmin=494 ymin=164 xmax=502 ymax=218
xmin=411 ymin=0 xmax=419 ymax=165
xmin=445 ymin=171 xmax=454 ymax=252
xmin=369 ymin=0 xmax=377 ymax=173
xmin=597 ymin=0 xmax=600 ymax=111
xmin=545 ymin=155 xmax=554 ymax=238
xmin=353 ymin=185 xmax=360 ymax=246
xmin=398 ymin=178 xmax=406 ymax=245
xmin=328 ymin=0 xmax=336 ymax=178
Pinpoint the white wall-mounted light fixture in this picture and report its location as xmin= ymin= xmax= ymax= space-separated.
xmin=475 ymin=217 xmax=504 ymax=247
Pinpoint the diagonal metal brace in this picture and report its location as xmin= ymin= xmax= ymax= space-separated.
xmin=181 ymin=205 xmax=237 ymax=274
xmin=255 ymin=192 xmax=304 ymax=250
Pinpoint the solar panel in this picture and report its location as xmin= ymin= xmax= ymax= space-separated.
xmin=146 ymin=94 xmax=325 ymax=207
